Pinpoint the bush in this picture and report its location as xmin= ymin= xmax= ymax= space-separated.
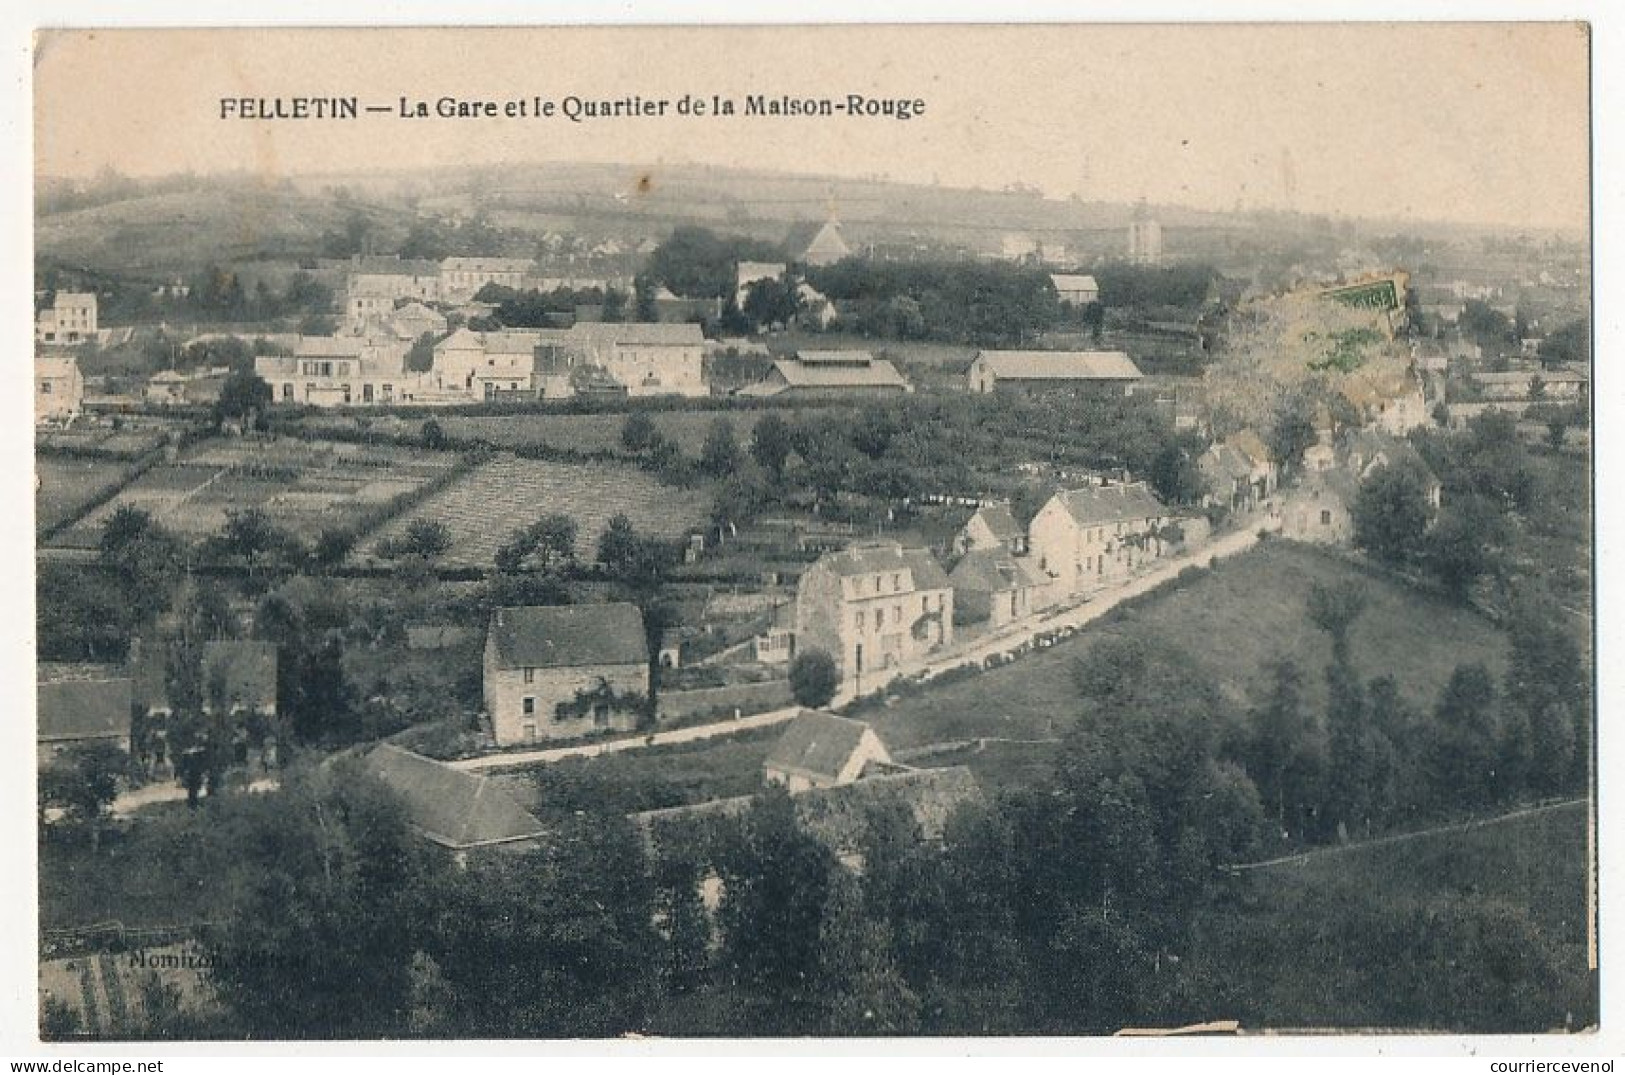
xmin=788 ymin=649 xmax=839 ymax=709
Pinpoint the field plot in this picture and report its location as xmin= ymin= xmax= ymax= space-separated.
xmin=365 ymin=453 xmax=712 ymax=568
xmin=37 ymin=428 xmax=167 ymax=458
xmin=1197 ymin=801 xmax=1593 ymax=1031
xmin=35 ymin=458 xmax=139 ymax=535
xmin=49 ymin=438 xmax=458 ymax=549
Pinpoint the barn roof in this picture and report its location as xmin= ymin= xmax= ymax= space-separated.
xmin=487 ymin=603 xmax=648 ymax=670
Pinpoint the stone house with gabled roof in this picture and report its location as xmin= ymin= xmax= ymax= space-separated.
xmin=953 ymin=501 xmax=1027 ymax=557
xmin=483 ymin=603 xmax=650 ymax=745
xmin=37 ymin=677 xmax=132 ymax=769
xmin=763 ymin=710 xmax=893 ymax=793
xmin=1027 ymin=481 xmax=1171 ymax=601
xmin=794 ymin=542 xmax=954 ymax=687
xmin=950 ymin=546 xmax=1050 ymax=628
xmin=356 ymin=744 xmax=547 ymax=861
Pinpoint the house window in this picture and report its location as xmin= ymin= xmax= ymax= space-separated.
xmin=40 ymin=382 xmax=50 ymax=394
xmin=1320 ymin=509 xmax=1332 ymax=526
xmin=893 ymin=604 xmax=902 ymax=625
xmin=892 ymin=573 xmax=901 ymax=591
xmin=523 ymin=667 xmax=535 ymax=685
xmin=522 ymin=697 xmax=535 ymax=715
xmin=854 ymin=611 xmax=864 ymax=633
xmin=874 ymin=608 xmax=883 ymax=631
xmin=522 ymin=722 xmax=537 ymax=742
xmin=363 ymin=384 xmax=373 ymax=403
xmin=282 ymin=383 xmax=293 ymax=400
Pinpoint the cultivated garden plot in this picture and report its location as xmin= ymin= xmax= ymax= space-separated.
xmin=363 ymin=453 xmax=713 ymax=568
xmin=47 ymin=438 xmax=460 ymax=548
xmin=35 ymin=457 xmax=140 ymax=534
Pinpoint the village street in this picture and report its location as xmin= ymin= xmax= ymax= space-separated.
xmin=109 ymin=775 xmax=279 ymax=818
xmin=453 ymin=512 xmax=1278 ymax=773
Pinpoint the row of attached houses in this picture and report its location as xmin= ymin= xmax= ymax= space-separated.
xmin=788 ymin=480 xmax=1175 ymax=688
xmin=1197 ymin=429 xmax=1278 ymax=514
xmin=255 ymin=321 xmax=710 ymax=407
xmin=254 ymin=335 xmax=424 ymax=407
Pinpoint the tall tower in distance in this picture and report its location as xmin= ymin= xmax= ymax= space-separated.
xmin=1127 ymin=200 xmax=1163 ymax=266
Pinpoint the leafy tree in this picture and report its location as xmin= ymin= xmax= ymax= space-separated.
xmin=1248 ymin=658 xmax=1323 ymax=836
xmin=1353 ymin=463 xmax=1433 ymax=565
xmin=699 ymin=417 xmax=741 ymax=478
xmin=1422 ymin=494 xmax=1507 ymax=599
xmin=620 ymin=412 xmax=660 ymax=454
xmin=405 ymin=332 xmax=437 ymax=373
xmin=633 ymin=273 xmax=658 ymax=322
xmin=387 ymin=518 xmax=452 ymax=562
xmin=40 ymin=742 xmax=126 ymax=846
xmin=200 ymin=765 xmax=433 ymax=1038
xmin=713 ymin=788 xmax=842 ymax=1032
xmin=419 ymin=817 xmax=660 ymax=1037
xmin=1424 ymin=663 xmax=1502 ymax=810
xmin=789 ymin=649 xmax=839 ymax=708
xmin=214 ymin=371 xmax=271 ymax=426
xmin=742 ymin=273 xmax=801 ymax=329
xmin=1546 ymin=418 xmax=1568 ymax=451
xmin=815 ymin=871 xmax=922 ymax=1034
xmin=1148 ymin=434 xmax=1207 ymax=505
xmin=420 ymin=418 xmax=446 ymax=450
xmin=1307 ymin=580 xmax=1368 ymax=669
xmin=597 ymin=513 xmax=643 ymax=575
xmin=1267 ymin=395 xmax=1319 ymax=476
xmin=313 ymin=526 xmax=355 ymax=568
xmin=750 ymin=412 xmax=794 ymax=478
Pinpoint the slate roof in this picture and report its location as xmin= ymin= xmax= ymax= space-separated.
xmin=201 ymin=640 xmax=277 ymax=712
xmin=743 ymin=352 xmax=911 ymax=395
xmin=1199 ymin=444 xmax=1253 ymax=485
xmin=968 ymin=503 xmax=1022 ymax=543
xmin=815 ymin=544 xmax=952 ymax=591
xmin=1230 ymin=429 xmax=1273 ymax=468
xmin=38 ymin=678 xmax=132 ymax=744
xmin=37 ymin=355 xmax=81 ymax=380
xmin=487 ymin=603 xmax=649 ymax=670
xmin=1341 ymin=429 xmax=1439 ymax=487
xmin=1051 ymin=482 xmax=1167 ymax=527
xmin=440 ymin=256 xmax=533 ymax=273
xmin=630 ymin=765 xmax=982 ymax=856
xmin=358 ymin=744 xmax=547 ymax=850
xmin=764 ymin=711 xmax=879 ymax=780
xmin=294 ymin=335 xmax=367 ymax=358
xmin=975 ymin=350 xmax=1143 ymax=382
xmin=949 ymin=548 xmax=1047 ymax=593
xmin=736 ymin=261 xmax=787 ymax=286
xmin=568 ymin=322 xmax=705 ymax=346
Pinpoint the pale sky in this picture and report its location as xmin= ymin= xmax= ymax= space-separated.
xmin=33 ymin=23 xmax=1591 ymax=231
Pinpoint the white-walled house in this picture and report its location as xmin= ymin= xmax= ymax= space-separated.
xmin=794 ymin=543 xmax=954 ymax=686
xmin=255 ymin=335 xmax=423 ymax=406
xmin=1027 ymin=482 xmax=1171 ymax=601
xmin=763 ymin=710 xmax=893 ymax=793
xmin=36 ymin=292 xmax=98 ymax=345
xmin=566 ymin=322 xmax=709 ymax=398
xmin=35 ymin=354 xmax=84 ymax=422
xmin=483 ymin=603 xmax=650 ymax=746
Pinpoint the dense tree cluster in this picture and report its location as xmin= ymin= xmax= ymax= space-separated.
xmin=805 ymin=260 xmax=1058 ymax=346
xmin=160 ymin=586 xmax=1585 ymax=1038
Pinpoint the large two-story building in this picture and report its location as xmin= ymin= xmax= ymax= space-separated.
xmin=795 ymin=543 xmax=954 ymax=686
xmin=483 ymin=603 xmax=650 ymax=746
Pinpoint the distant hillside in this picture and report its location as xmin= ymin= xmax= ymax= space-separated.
xmin=35 ymin=183 xmax=418 ymax=280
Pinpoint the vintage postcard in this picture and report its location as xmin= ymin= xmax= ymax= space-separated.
xmin=26 ymin=21 xmax=1596 ymax=1048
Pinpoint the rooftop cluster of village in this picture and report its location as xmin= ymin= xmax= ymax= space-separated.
xmin=34 ymin=171 xmax=1592 ymax=1038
